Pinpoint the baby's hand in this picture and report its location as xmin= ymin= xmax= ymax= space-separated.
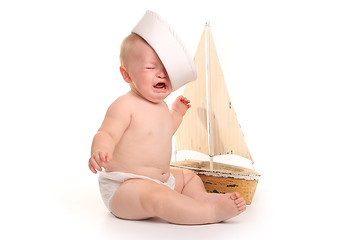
xmin=172 ymin=95 xmax=191 ymax=116
xmin=88 ymin=151 xmax=112 ymax=174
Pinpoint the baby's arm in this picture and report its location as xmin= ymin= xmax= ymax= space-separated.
xmin=89 ymin=97 xmax=131 ymax=173
xmin=170 ymin=95 xmax=191 ymax=134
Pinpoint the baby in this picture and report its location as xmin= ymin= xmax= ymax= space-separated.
xmin=88 ymin=33 xmax=246 ymax=225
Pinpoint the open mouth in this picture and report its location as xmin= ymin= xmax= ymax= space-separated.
xmin=154 ymin=82 xmax=166 ymax=89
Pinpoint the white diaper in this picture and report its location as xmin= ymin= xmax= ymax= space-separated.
xmin=98 ymin=171 xmax=176 ymax=211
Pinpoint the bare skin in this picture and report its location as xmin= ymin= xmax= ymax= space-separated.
xmin=89 ymin=34 xmax=246 ymax=225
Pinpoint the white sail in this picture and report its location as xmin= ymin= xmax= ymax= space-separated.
xmin=175 ymin=24 xmax=253 ymax=162
xmin=175 ymin=28 xmax=209 ymax=156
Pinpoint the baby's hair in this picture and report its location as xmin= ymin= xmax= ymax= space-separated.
xmin=120 ymin=33 xmax=146 ymax=67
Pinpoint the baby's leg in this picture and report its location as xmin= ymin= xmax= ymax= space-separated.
xmin=171 ymin=168 xmax=247 ymax=213
xmin=109 ymin=178 xmax=240 ymax=225
xmin=170 ymin=167 xmax=208 ymax=198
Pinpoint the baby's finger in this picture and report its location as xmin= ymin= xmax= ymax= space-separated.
xmin=93 ymin=152 xmax=101 ymax=163
xmin=99 ymin=151 xmax=107 ymax=162
xmin=101 ymin=161 xmax=108 ymax=169
xmin=89 ymin=162 xmax=97 ymax=174
xmin=182 ymin=97 xmax=190 ymax=104
xmin=90 ymin=157 xmax=102 ymax=172
xmin=105 ymin=153 xmax=112 ymax=162
xmin=100 ymin=157 xmax=109 ymax=169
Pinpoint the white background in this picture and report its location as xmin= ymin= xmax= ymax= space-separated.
xmin=1 ymin=0 xmax=359 ymax=239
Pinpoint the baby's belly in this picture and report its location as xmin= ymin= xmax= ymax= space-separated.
xmin=106 ymin=162 xmax=171 ymax=183
xmin=106 ymin=152 xmax=172 ymax=183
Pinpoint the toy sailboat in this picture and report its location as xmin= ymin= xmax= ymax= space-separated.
xmin=171 ymin=22 xmax=261 ymax=205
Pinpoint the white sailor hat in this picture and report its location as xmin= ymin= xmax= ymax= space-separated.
xmin=132 ymin=10 xmax=197 ymax=91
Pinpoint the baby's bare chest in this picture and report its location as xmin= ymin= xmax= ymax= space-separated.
xmin=128 ymin=105 xmax=173 ymax=139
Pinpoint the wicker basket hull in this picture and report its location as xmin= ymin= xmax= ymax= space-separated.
xmin=171 ymin=160 xmax=260 ymax=205
xmin=197 ymin=174 xmax=258 ymax=205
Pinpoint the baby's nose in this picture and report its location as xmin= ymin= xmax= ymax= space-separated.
xmin=157 ymin=69 xmax=168 ymax=79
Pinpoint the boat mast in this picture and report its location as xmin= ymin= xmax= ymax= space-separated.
xmin=205 ymin=21 xmax=214 ymax=171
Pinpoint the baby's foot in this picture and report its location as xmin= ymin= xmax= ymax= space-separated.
xmin=229 ymin=192 xmax=247 ymax=213
xmin=211 ymin=192 xmax=246 ymax=223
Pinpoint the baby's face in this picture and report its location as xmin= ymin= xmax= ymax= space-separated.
xmin=125 ymin=39 xmax=172 ymax=103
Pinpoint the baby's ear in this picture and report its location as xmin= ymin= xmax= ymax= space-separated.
xmin=120 ymin=66 xmax=132 ymax=83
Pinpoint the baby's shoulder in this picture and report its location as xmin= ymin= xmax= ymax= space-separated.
xmin=112 ymin=94 xmax=133 ymax=105
xmin=113 ymin=92 xmax=143 ymax=105
xmin=106 ymin=94 xmax=133 ymax=116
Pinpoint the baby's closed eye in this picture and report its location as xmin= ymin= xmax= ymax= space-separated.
xmin=145 ymin=65 xmax=156 ymax=70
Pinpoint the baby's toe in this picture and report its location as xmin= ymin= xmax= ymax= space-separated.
xmin=238 ymin=197 xmax=245 ymax=204
xmin=230 ymin=192 xmax=241 ymax=200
